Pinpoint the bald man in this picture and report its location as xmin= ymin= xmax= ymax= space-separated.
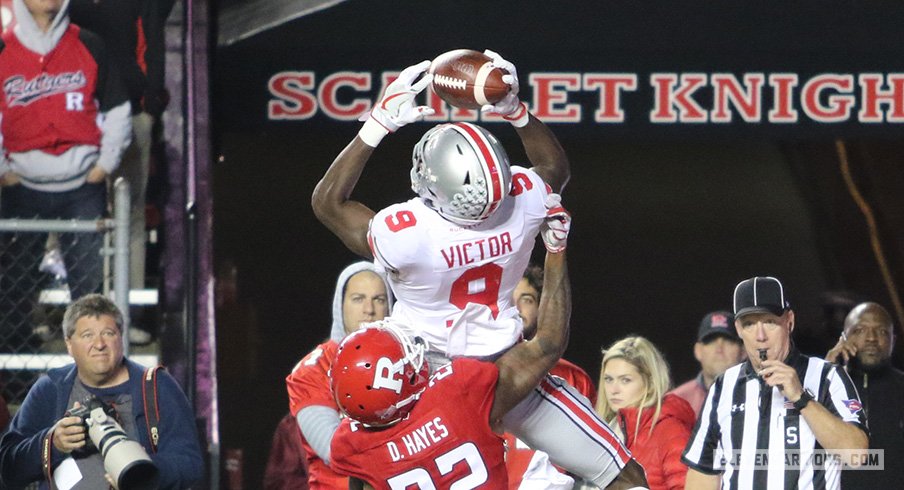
xmin=826 ymin=302 xmax=904 ymax=489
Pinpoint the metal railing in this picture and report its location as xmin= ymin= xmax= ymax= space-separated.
xmin=0 ymin=179 xmax=139 ymax=408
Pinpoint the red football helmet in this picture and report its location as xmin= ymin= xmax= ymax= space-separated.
xmin=330 ymin=321 xmax=430 ymax=427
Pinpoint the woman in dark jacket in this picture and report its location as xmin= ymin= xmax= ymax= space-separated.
xmin=596 ymin=336 xmax=695 ymax=490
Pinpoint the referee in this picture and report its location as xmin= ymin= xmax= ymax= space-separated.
xmin=683 ymin=276 xmax=868 ymax=490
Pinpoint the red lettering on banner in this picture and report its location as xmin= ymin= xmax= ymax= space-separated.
xmin=768 ymin=74 xmax=799 ymax=122
xmin=317 ymin=72 xmax=371 ymax=120
xmin=711 ymin=73 xmax=764 ymax=122
xmin=858 ymin=74 xmax=904 ymax=123
xmin=584 ymin=73 xmax=637 ymax=122
xmin=530 ymin=73 xmax=581 ymax=122
xmin=802 ymin=74 xmax=855 ymax=122
xmin=267 ymin=71 xmax=317 ymax=120
xmin=263 ymin=69 xmax=904 ymax=126
xmin=650 ymin=73 xmax=708 ymax=122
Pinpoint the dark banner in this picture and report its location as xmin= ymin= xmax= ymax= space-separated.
xmin=215 ymin=1 xmax=904 ymax=138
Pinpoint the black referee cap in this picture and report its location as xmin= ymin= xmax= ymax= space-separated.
xmin=733 ymin=276 xmax=790 ymax=319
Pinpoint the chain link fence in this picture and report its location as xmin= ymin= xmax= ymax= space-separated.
xmin=0 ymin=180 xmax=132 ymax=411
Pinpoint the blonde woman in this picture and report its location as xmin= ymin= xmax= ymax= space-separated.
xmin=597 ymin=336 xmax=695 ymax=490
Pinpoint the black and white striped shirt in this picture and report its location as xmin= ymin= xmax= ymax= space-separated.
xmin=682 ymin=349 xmax=868 ymax=490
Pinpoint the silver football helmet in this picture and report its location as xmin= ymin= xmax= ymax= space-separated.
xmin=410 ymin=123 xmax=512 ymax=225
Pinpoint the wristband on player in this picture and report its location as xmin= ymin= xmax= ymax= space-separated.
xmin=357 ymin=116 xmax=390 ymax=147
xmin=503 ymin=102 xmax=530 ymax=128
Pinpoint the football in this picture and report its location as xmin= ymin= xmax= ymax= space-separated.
xmin=429 ymin=49 xmax=510 ymax=110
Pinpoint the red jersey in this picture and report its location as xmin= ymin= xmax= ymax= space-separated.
xmin=504 ymin=358 xmax=597 ymax=489
xmin=330 ymin=358 xmax=507 ymax=489
xmin=285 ymin=340 xmax=347 ymax=489
xmin=0 ymin=26 xmax=102 ymax=154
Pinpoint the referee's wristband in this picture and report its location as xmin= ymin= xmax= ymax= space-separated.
xmin=357 ymin=117 xmax=390 ymax=147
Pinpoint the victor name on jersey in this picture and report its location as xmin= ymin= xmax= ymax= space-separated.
xmin=385 ymin=417 xmax=450 ymax=462
xmin=441 ymin=232 xmax=513 ymax=269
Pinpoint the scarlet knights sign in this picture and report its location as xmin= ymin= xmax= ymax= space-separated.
xmin=266 ymin=70 xmax=904 ymax=125
xmin=216 ymin=2 xmax=904 ymax=138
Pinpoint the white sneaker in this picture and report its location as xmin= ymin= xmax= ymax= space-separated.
xmin=39 ymin=248 xmax=68 ymax=280
xmin=33 ymin=324 xmax=56 ymax=342
xmin=128 ymin=327 xmax=153 ymax=345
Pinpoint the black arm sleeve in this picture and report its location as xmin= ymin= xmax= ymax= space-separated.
xmin=140 ymin=0 xmax=170 ymax=116
xmin=78 ymin=29 xmax=130 ymax=112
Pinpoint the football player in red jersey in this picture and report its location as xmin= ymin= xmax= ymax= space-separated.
xmin=313 ymin=52 xmax=638 ymax=487
xmin=329 ymin=250 xmax=648 ymax=490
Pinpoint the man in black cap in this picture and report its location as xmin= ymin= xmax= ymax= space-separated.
xmin=683 ymin=276 xmax=868 ymax=490
xmin=670 ymin=310 xmax=746 ymax=418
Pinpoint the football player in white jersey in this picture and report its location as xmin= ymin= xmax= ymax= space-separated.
xmin=313 ymin=52 xmax=646 ymax=489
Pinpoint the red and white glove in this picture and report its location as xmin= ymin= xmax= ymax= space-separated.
xmin=540 ymin=193 xmax=570 ymax=253
xmin=358 ymin=60 xmax=436 ymax=147
xmin=480 ymin=49 xmax=529 ymax=128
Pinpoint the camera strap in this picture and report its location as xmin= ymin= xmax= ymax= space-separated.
xmin=42 ymin=431 xmax=56 ymax=489
xmin=143 ymin=366 xmax=162 ymax=453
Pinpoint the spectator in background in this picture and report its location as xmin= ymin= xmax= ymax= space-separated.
xmin=505 ymin=263 xmax=597 ymax=489
xmin=597 ymin=336 xmax=694 ymax=490
xmin=825 ymin=301 xmax=904 ymax=489
xmin=281 ymin=262 xmax=392 ymax=489
xmin=0 ymin=294 xmax=202 ymax=488
xmin=0 ymin=0 xmax=131 ymax=349
xmin=69 ymin=0 xmax=175 ymax=344
xmin=670 ymin=311 xmax=745 ymax=417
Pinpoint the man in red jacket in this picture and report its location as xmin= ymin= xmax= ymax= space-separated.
xmin=0 ymin=0 xmax=130 ymax=349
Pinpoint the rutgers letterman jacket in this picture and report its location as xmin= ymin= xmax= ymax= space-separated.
xmin=0 ymin=0 xmax=130 ymax=192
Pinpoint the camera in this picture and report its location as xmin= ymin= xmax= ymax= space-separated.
xmin=66 ymin=398 xmax=159 ymax=490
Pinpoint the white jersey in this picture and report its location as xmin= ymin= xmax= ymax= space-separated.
xmin=368 ymin=165 xmax=550 ymax=357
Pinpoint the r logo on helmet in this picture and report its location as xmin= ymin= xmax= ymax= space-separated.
xmin=373 ymin=357 xmax=404 ymax=393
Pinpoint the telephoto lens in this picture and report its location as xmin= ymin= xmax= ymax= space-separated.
xmin=83 ymin=400 xmax=160 ymax=490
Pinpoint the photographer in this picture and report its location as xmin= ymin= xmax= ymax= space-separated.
xmin=0 ymin=295 xmax=203 ymax=489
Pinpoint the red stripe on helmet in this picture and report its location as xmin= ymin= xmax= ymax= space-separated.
xmin=454 ymin=123 xmax=504 ymax=217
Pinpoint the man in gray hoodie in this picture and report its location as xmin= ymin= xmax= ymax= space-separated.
xmin=0 ymin=0 xmax=131 ymax=348
xmin=281 ymin=262 xmax=393 ymax=489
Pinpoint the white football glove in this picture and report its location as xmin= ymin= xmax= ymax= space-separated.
xmin=480 ymin=49 xmax=529 ymax=128
xmin=539 ymin=193 xmax=571 ymax=254
xmin=358 ymin=60 xmax=436 ymax=146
